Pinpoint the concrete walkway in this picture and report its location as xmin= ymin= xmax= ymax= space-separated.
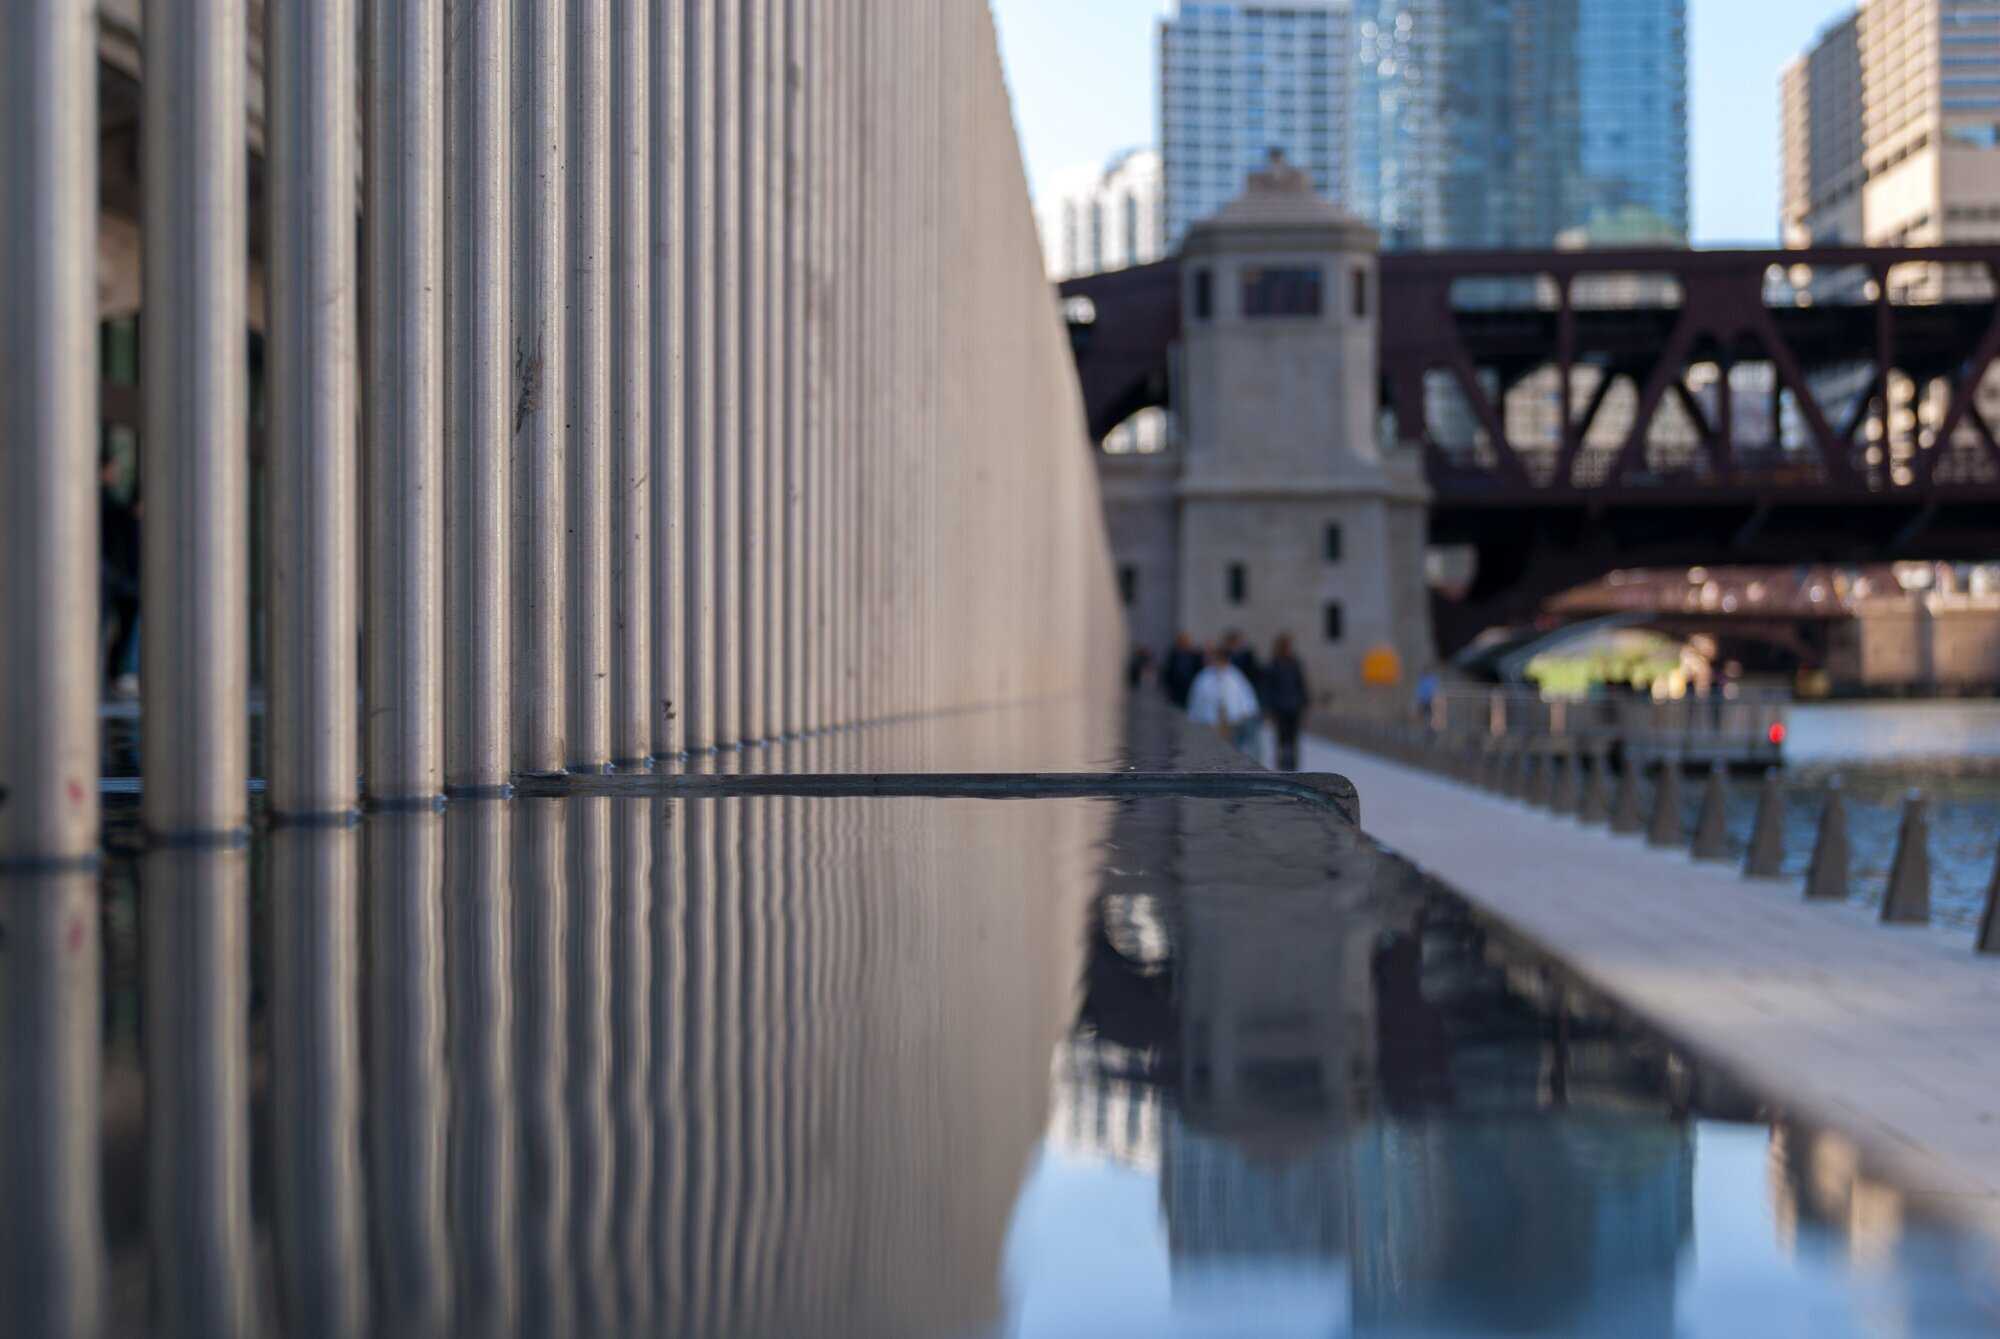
xmin=1302 ymin=733 xmax=2000 ymax=1238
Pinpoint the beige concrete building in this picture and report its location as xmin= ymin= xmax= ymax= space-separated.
xmin=1101 ymin=156 xmax=1433 ymax=698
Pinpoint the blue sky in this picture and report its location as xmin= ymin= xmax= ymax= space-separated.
xmin=990 ymin=0 xmax=1853 ymax=246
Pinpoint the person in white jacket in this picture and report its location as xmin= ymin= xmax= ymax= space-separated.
xmin=1185 ymin=644 xmax=1262 ymax=754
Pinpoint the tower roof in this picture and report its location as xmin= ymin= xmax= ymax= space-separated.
xmin=1182 ymin=150 xmax=1377 ymax=255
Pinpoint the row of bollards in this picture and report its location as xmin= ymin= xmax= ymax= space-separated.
xmin=1325 ymin=718 xmax=2000 ymax=956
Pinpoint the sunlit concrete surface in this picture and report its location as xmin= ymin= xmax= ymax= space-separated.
xmin=1302 ymin=732 xmax=2000 ymax=1242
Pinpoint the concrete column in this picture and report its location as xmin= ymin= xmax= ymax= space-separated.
xmin=445 ymin=0 xmax=513 ymax=792
xmin=571 ymin=0 xmax=614 ymax=772
xmin=612 ymin=0 xmax=654 ymax=766
xmin=650 ymin=2 xmax=686 ymax=759
xmin=266 ymin=0 xmax=361 ymax=820
xmin=682 ymin=0 xmax=718 ymax=752
xmin=713 ymin=0 xmax=744 ymax=748
xmin=512 ymin=0 xmax=570 ymax=777
xmin=783 ymin=0 xmax=811 ymax=737
xmin=0 ymin=876 xmax=106 ymax=1337
xmin=363 ymin=0 xmax=445 ymax=805
xmin=266 ymin=827 xmax=368 ymax=1336
xmin=739 ymin=0 xmax=771 ymax=747
xmin=0 ymin=0 xmax=98 ymax=864
xmin=765 ymin=0 xmax=792 ymax=740
xmin=145 ymin=847 xmax=258 ymax=1338
xmin=143 ymin=0 xmax=250 ymax=838
xmin=363 ymin=813 xmax=451 ymax=1338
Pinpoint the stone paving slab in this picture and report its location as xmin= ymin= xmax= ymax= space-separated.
xmin=1302 ymin=734 xmax=2000 ymax=1239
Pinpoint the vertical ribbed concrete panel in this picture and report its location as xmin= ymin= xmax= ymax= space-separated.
xmin=766 ymin=0 xmax=793 ymax=740
xmin=143 ymin=0 xmax=250 ymax=838
xmin=513 ymin=0 xmax=570 ymax=777
xmin=682 ymin=0 xmax=718 ymax=752
xmin=445 ymin=0 xmax=513 ymax=792
xmin=364 ymin=0 xmax=445 ymax=804
xmin=650 ymin=3 xmax=686 ymax=758
xmin=0 ymin=1 xmax=98 ymax=863
xmin=781 ymin=0 xmax=809 ymax=737
xmin=612 ymin=0 xmax=654 ymax=766
xmin=713 ymin=0 xmax=744 ymax=748
xmin=740 ymin=0 xmax=771 ymax=747
xmin=801 ymin=0 xmax=828 ymax=735
xmin=266 ymin=0 xmax=361 ymax=820
xmin=571 ymin=0 xmax=615 ymax=771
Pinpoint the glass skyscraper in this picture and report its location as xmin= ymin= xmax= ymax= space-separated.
xmin=1159 ymin=1 xmax=1353 ymax=249
xmin=1163 ymin=0 xmax=1688 ymax=251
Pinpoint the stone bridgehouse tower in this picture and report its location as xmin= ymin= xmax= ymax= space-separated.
xmin=1099 ymin=155 xmax=1434 ymax=702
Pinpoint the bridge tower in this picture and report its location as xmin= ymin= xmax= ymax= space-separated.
xmin=1173 ymin=152 xmax=1432 ymax=697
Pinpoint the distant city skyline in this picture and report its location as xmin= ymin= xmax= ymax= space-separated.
xmin=990 ymin=0 xmax=1854 ymax=247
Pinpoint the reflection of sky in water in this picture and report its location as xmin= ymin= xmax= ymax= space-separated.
xmin=1004 ymin=1126 xmax=2000 ymax=1338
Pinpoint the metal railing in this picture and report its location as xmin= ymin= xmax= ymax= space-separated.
xmin=0 ymin=0 xmax=1124 ymax=864
xmin=1419 ymin=686 xmax=1789 ymax=769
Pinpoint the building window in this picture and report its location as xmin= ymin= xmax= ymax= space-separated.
xmin=1227 ymin=563 xmax=1247 ymax=605
xmin=1352 ymin=266 xmax=1369 ymax=318
xmin=1192 ymin=267 xmax=1213 ymax=320
xmin=1118 ymin=564 xmax=1137 ymax=607
xmin=1323 ymin=523 xmax=1342 ymax=562
xmin=1324 ymin=602 xmax=1344 ymax=642
xmin=1241 ymin=266 xmax=1322 ymax=317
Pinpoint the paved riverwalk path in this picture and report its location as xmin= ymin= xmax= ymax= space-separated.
xmin=1302 ymin=734 xmax=2000 ymax=1238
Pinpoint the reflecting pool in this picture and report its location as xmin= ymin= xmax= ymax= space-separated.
xmin=4 ymin=779 xmax=1998 ymax=1335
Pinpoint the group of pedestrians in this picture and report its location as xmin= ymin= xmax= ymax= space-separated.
xmin=1132 ymin=629 xmax=1312 ymax=770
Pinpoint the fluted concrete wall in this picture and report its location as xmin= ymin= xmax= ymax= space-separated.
xmin=0 ymin=1 xmax=1121 ymax=858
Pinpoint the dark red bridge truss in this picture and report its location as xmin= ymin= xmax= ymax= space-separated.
xmin=1060 ymin=247 xmax=2000 ymax=650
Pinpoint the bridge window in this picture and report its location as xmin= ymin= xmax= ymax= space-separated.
xmin=1242 ymin=266 xmax=1322 ymax=318
xmin=1323 ymin=523 xmax=1343 ymax=562
xmin=1118 ymin=565 xmax=1137 ymax=607
xmin=1351 ymin=267 xmax=1368 ymax=319
xmin=1323 ymin=602 xmax=1344 ymax=643
xmin=1227 ymin=563 xmax=1247 ymax=605
xmin=1192 ymin=267 xmax=1213 ymax=320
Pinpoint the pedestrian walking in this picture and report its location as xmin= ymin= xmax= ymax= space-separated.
xmin=1265 ymin=634 xmax=1309 ymax=771
xmin=1187 ymin=644 xmax=1262 ymax=755
xmin=1162 ymin=632 xmax=1203 ymax=709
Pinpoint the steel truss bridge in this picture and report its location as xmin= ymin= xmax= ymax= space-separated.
xmin=1061 ymin=246 xmax=2000 ymax=649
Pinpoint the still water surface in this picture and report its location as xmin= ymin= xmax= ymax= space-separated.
xmin=5 ymin=785 xmax=1999 ymax=1335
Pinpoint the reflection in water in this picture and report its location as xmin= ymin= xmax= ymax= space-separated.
xmin=144 ymin=846 xmax=258 ymax=1339
xmin=446 ymin=802 xmax=516 ymax=1337
xmin=1 ymin=872 xmax=106 ymax=1339
xmin=364 ymin=813 xmax=450 ymax=1338
xmin=267 ymin=826 xmax=368 ymax=1339
xmin=9 ymin=788 xmax=2000 ymax=1337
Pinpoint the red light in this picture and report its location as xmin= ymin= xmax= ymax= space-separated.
xmin=1768 ymin=722 xmax=1787 ymax=746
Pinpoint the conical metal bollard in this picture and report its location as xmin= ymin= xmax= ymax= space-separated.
xmin=1805 ymin=779 xmax=1850 ymax=901
xmin=1979 ymin=844 xmax=2000 ymax=955
xmin=1691 ymin=762 xmax=1731 ymax=861
xmin=1881 ymin=790 xmax=1932 ymax=925
xmin=1525 ymin=743 xmax=1552 ymax=809
xmin=1579 ymin=746 xmax=1612 ymax=826
xmin=1610 ymin=750 xmax=1645 ymax=835
xmin=1550 ymin=745 xmax=1580 ymax=816
xmin=1743 ymin=768 xmax=1787 ymax=879
xmin=1646 ymin=757 xmax=1684 ymax=847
